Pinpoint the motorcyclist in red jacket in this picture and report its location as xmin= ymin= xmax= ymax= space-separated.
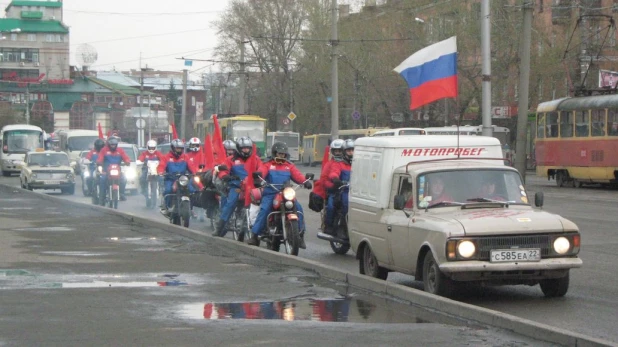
xmin=96 ymin=136 xmax=131 ymax=201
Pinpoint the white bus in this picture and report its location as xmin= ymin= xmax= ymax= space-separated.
xmin=266 ymin=131 xmax=301 ymax=161
xmin=0 ymin=124 xmax=45 ymax=176
xmin=56 ymin=129 xmax=100 ymax=167
xmin=424 ymin=125 xmax=511 ymax=146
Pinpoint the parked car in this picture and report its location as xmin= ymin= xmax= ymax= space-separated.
xmin=156 ymin=143 xmax=171 ymax=155
xmin=118 ymin=143 xmax=142 ymax=195
xmin=74 ymin=150 xmax=90 ymax=176
xmin=20 ymin=150 xmax=75 ymax=194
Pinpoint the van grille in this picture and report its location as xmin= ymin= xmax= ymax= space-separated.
xmin=476 ymin=235 xmax=552 ymax=260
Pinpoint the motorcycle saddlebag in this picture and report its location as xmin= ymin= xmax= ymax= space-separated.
xmin=308 ymin=191 xmax=324 ymax=212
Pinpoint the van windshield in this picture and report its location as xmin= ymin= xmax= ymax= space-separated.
xmin=417 ymin=169 xmax=528 ymax=208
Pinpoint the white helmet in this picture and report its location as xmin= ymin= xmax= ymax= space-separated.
xmin=188 ymin=137 xmax=201 ymax=152
xmin=147 ymin=140 xmax=157 ymax=154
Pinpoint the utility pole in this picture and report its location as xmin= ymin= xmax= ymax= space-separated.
xmin=239 ymin=38 xmax=246 ymax=114
xmin=25 ymin=83 xmax=30 ymax=125
xmin=138 ymin=53 xmax=143 ymax=147
xmin=290 ymin=69 xmax=294 ymax=131
xmin=181 ymin=69 xmax=188 ymax=140
xmin=330 ymin=0 xmax=339 ymax=140
xmin=481 ymin=0 xmax=493 ymax=137
xmin=515 ymin=1 xmax=533 ymax=181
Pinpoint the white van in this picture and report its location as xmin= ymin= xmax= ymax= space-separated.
xmin=56 ymin=129 xmax=100 ymax=169
xmin=371 ymin=128 xmax=426 ymax=137
xmin=348 ymin=135 xmax=582 ymax=298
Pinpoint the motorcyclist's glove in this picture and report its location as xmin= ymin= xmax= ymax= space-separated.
xmin=332 ymin=178 xmax=342 ymax=187
xmin=253 ymin=179 xmax=264 ymax=188
xmin=304 ymin=181 xmax=313 ymax=190
xmin=252 ymin=172 xmax=261 ymax=180
xmin=218 ymin=164 xmax=228 ymax=171
xmin=222 ymin=175 xmax=232 ymax=182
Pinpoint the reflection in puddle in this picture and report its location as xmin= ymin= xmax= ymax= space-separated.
xmin=13 ymin=227 xmax=73 ymax=232
xmin=182 ymin=298 xmax=432 ymax=323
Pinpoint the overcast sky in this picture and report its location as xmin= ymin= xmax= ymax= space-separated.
xmin=2 ymin=0 xmax=231 ymax=79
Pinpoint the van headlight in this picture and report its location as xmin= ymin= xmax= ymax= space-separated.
xmin=65 ymin=173 xmax=74 ymax=179
xmin=553 ymin=237 xmax=571 ymax=255
xmin=447 ymin=239 xmax=477 ymax=260
xmin=178 ymin=175 xmax=189 ymax=186
xmin=457 ymin=240 xmax=476 ymax=258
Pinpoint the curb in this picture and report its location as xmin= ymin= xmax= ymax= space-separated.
xmin=4 ymin=184 xmax=615 ymax=347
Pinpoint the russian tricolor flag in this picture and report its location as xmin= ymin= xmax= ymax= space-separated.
xmin=394 ymin=36 xmax=458 ymax=110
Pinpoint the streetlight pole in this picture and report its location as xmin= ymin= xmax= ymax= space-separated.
xmin=330 ymin=0 xmax=339 ymax=140
xmin=25 ymin=83 xmax=30 ymax=125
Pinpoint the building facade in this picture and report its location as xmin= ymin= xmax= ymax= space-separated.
xmin=0 ymin=0 xmax=70 ymax=82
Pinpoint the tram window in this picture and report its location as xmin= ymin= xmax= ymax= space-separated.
xmin=591 ymin=110 xmax=606 ymax=137
xmin=575 ymin=111 xmax=590 ymax=137
xmin=560 ymin=111 xmax=573 ymax=138
xmin=536 ymin=114 xmax=545 ymax=138
xmin=546 ymin=112 xmax=558 ymax=137
xmin=608 ymin=110 xmax=618 ymax=136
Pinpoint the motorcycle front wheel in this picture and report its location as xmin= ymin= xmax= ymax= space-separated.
xmin=284 ymin=220 xmax=300 ymax=256
xmin=330 ymin=215 xmax=350 ymax=255
xmin=180 ymin=200 xmax=191 ymax=228
xmin=232 ymin=208 xmax=246 ymax=242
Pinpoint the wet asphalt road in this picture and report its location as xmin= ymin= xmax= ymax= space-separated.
xmin=0 ymin=185 xmax=555 ymax=346
xmin=1 ymin=169 xmax=618 ymax=344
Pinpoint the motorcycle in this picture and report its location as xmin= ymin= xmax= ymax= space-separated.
xmin=99 ymin=162 xmax=125 ymax=209
xmin=198 ymin=169 xmax=223 ymax=230
xmin=144 ymin=160 xmax=160 ymax=209
xmin=162 ymin=172 xmax=199 ymax=228
xmin=316 ymin=183 xmax=351 ymax=255
xmin=81 ymin=159 xmax=93 ymax=197
xmin=254 ymin=173 xmax=314 ymax=256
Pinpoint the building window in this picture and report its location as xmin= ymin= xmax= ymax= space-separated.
xmin=45 ymin=34 xmax=54 ymax=42
xmin=27 ymin=34 xmax=36 ymax=42
xmin=10 ymin=33 xmax=17 ymax=41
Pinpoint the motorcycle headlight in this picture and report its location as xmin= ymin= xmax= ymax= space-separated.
xmin=193 ymin=176 xmax=200 ymax=184
xmin=284 ymin=201 xmax=294 ymax=209
xmin=282 ymin=187 xmax=296 ymax=200
xmin=110 ymin=169 xmax=120 ymax=176
xmin=125 ymin=169 xmax=137 ymax=179
xmin=179 ymin=175 xmax=189 ymax=186
xmin=553 ymin=237 xmax=571 ymax=255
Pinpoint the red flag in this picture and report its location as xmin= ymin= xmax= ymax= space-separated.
xmin=97 ymin=122 xmax=104 ymax=139
xmin=203 ymin=134 xmax=215 ymax=169
xmin=106 ymin=130 xmax=111 ymax=139
xmin=243 ymin=143 xmax=260 ymax=206
xmin=211 ymin=115 xmax=226 ymax=165
xmin=313 ymin=145 xmax=331 ymax=199
xmin=170 ymin=123 xmax=179 ymax=140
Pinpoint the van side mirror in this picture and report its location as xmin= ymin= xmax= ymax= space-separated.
xmin=305 ymin=173 xmax=315 ymax=180
xmin=394 ymin=194 xmax=406 ymax=210
xmin=534 ymin=192 xmax=544 ymax=207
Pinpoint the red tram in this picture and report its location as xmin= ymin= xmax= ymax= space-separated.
xmin=535 ymin=95 xmax=618 ymax=187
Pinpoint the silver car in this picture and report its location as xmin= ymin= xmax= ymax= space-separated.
xmin=118 ymin=143 xmax=142 ymax=195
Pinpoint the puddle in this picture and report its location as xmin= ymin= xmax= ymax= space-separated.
xmin=181 ymin=298 xmax=433 ymax=323
xmin=13 ymin=227 xmax=74 ymax=232
xmin=0 ymin=207 xmax=34 ymax=210
xmin=41 ymin=251 xmax=109 ymax=257
xmin=108 ymin=237 xmax=167 ymax=245
xmin=50 ymin=280 xmax=188 ymax=288
xmin=0 ymin=272 xmax=195 ymax=290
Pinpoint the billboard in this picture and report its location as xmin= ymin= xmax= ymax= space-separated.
xmin=599 ymin=69 xmax=618 ymax=88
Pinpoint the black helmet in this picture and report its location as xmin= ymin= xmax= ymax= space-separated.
xmin=236 ymin=136 xmax=253 ymax=159
xmin=107 ymin=137 xmax=119 ymax=151
xmin=271 ymin=141 xmax=289 ymax=163
xmin=170 ymin=139 xmax=185 ymax=157
xmin=94 ymin=139 xmax=105 ymax=151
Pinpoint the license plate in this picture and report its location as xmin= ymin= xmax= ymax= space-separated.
xmin=45 ymin=180 xmax=62 ymax=185
xmin=490 ymin=249 xmax=541 ymax=262
xmin=181 ymin=196 xmax=190 ymax=201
